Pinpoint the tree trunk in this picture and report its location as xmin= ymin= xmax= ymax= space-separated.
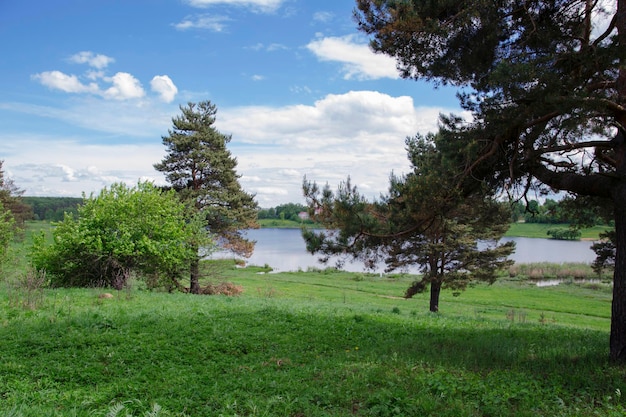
xmin=189 ymin=256 xmax=201 ymax=294
xmin=610 ymin=0 xmax=626 ymax=363
xmin=429 ymin=279 xmax=441 ymax=312
xmin=610 ymin=129 xmax=626 ymax=361
xmin=610 ymin=199 xmax=626 ymax=362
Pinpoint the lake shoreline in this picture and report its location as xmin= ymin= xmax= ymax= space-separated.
xmin=258 ymin=219 xmax=610 ymax=240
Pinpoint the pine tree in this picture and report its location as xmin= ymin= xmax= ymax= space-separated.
xmin=303 ymin=132 xmax=514 ymax=312
xmin=154 ymin=101 xmax=258 ymax=294
xmin=355 ymin=0 xmax=626 ymax=363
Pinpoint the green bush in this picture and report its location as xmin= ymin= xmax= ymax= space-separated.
xmin=546 ymin=227 xmax=581 ymax=240
xmin=30 ymin=181 xmax=207 ymax=289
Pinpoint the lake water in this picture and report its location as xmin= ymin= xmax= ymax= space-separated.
xmin=210 ymin=228 xmax=598 ymax=273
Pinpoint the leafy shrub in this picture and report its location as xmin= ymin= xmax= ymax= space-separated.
xmin=546 ymin=227 xmax=581 ymax=240
xmin=30 ymin=182 xmax=208 ymax=289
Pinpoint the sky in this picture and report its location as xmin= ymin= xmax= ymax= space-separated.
xmin=0 ymin=0 xmax=465 ymax=208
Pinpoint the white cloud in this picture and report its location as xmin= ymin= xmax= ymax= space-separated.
xmin=103 ymin=72 xmax=145 ymax=100
xmin=307 ymin=34 xmax=399 ymax=80
xmin=32 ymin=71 xmax=98 ymax=94
xmin=151 ymin=75 xmax=178 ymax=103
xmin=185 ymin=0 xmax=284 ymax=13
xmin=32 ymin=53 xmax=177 ymax=103
xmin=3 ymin=138 xmax=168 ymax=197
xmin=246 ymin=43 xmax=288 ymax=52
xmin=173 ymin=14 xmax=231 ymax=31
xmin=312 ymin=11 xmax=334 ymax=23
xmin=215 ymin=90 xmax=460 ymax=205
xmin=3 ymin=91 xmax=462 ymax=207
xmin=69 ymin=51 xmax=115 ymax=69
xmin=2 ymin=99 xmax=175 ymax=138
xmin=251 ymin=74 xmax=264 ymax=81
xmin=218 ymin=90 xmax=426 ymax=147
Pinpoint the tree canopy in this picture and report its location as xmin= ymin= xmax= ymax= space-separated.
xmin=0 ymin=160 xmax=32 ymax=228
xmin=354 ymin=0 xmax=626 ymax=361
xmin=154 ymin=101 xmax=258 ymax=293
xmin=0 ymin=201 xmax=15 ymax=271
xmin=303 ymin=132 xmax=514 ymax=312
xmin=30 ymin=182 xmax=205 ymax=290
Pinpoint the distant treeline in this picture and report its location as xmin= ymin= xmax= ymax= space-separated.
xmin=257 ymin=203 xmax=309 ymax=222
xmin=20 ymin=197 xmax=603 ymax=226
xmin=257 ymin=199 xmax=606 ymax=226
xmin=22 ymin=197 xmax=83 ymax=221
xmin=512 ymin=198 xmax=605 ymax=225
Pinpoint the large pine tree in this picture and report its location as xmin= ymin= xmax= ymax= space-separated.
xmin=154 ymin=101 xmax=258 ymax=294
xmin=303 ymin=132 xmax=514 ymax=312
xmin=355 ymin=0 xmax=626 ymax=361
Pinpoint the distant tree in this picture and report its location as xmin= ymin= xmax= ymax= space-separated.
xmin=257 ymin=207 xmax=276 ymax=220
xmin=354 ymin=0 xmax=626 ymax=362
xmin=303 ymin=132 xmax=514 ymax=312
xmin=275 ymin=203 xmax=307 ymax=221
xmin=23 ymin=197 xmax=82 ymax=221
xmin=0 ymin=201 xmax=15 ymax=270
xmin=154 ymin=101 xmax=258 ymax=294
xmin=0 ymin=160 xmax=32 ymax=227
xmin=30 ymin=182 xmax=206 ymax=290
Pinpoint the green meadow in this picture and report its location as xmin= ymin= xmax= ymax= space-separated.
xmin=0 ymin=222 xmax=623 ymax=416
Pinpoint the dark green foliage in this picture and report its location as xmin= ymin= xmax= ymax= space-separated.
xmin=593 ymin=230 xmax=616 ymax=276
xmin=258 ymin=202 xmax=308 ymax=221
xmin=154 ymin=101 xmax=258 ymax=293
xmin=30 ymin=182 xmax=203 ymax=289
xmin=0 ymin=201 xmax=15 ymax=269
xmin=304 ymin=132 xmax=514 ymax=312
xmin=354 ymin=0 xmax=626 ymax=362
xmin=0 ymin=160 xmax=32 ymax=227
xmin=546 ymin=227 xmax=582 ymax=240
xmin=22 ymin=197 xmax=82 ymax=221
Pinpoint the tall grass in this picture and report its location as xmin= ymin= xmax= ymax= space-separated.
xmin=0 ymin=223 xmax=622 ymax=416
xmin=0 ymin=262 xmax=623 ymax=416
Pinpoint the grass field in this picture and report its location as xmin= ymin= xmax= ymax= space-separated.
xmin=504 ymin=222 xmax=610 ymax=240
xmin=0 ymin=222 xmax=622 ymax=416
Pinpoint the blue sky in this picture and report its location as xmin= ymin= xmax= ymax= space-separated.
xmin=0 ymin=0 xmax=464 ymax=207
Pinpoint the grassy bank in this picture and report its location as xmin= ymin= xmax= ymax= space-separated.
xmin=504 ymin=222 xmax=610 ymax=240
xmin=1 ymin=256 xmax=623 ymax=416
xmin=0 ymin=222 xmax=621 ymax=416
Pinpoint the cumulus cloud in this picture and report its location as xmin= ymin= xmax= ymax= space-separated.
xmin=214 ymin=90 xmax=461 ymax=205
xmin=32 ymin=52 xmax=177 ymax=103
xmin=4 ymin=90 xmax=462 ymax=207
xmin=151 ymin=75 xmax=178 ymax=102
xmin=102 ymin=72 xmax=145 ymax=100
xmin=218 ymin=90 xmax=425 ymax=148
xmin=69 ymin=51 xmax=115 ymax=69
xmin=32 ymin=71 xmax=99 ymax=94
xmin=173 ymin=14 xmax=231 ymax=31
xmin=307 ymin=34 xmax=399 ymax=80
xmin=4 ymin=138 xmax=168 ymax=197
xmin=185 ymin=0 xmax=285 ymax=13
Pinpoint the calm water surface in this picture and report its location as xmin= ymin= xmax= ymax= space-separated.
xmin=211 ymin=228 xmax=598 ymax=273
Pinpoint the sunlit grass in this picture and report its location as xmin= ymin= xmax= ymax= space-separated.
xmin=505 ymin=222 xmax=610 ymax=239
xmin=1 ymin=222 xmax=622 ymax=416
